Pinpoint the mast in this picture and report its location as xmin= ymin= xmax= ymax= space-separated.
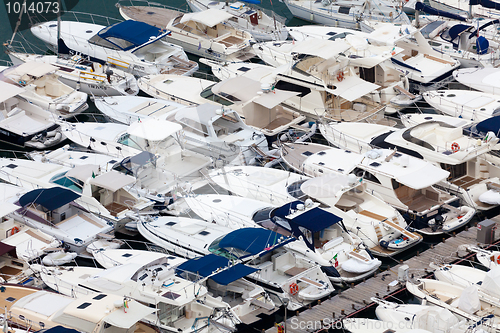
xmin=7 ymin=0 xmax=27 ymax=46
xmin=57 ymin=0 xmax=61 ymax=55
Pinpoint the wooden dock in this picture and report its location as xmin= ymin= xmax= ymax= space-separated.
xmin=265 ymin=217 xmax=500 ymax=333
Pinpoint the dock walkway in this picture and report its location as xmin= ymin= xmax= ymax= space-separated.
xmin=265 ymin=217 xmax=500 ymax=333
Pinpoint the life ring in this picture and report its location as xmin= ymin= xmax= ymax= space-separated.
xmin=337 ymin=71 xmax=344 ymax=82
xmin=451 ymin=142 xmax=460 ymax=153
xmin=289 ymin=282 xmax=299 ymax=295
xmin=496 ymin=255 xmax=500 ymax=265
xmin=11 ymin=226 xmax=20 ymax=236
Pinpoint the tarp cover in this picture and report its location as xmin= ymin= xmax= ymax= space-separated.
xmin=480 ymin=266 xmax=500 ymax=299
xmin=415 ymin=2 xmax=467 ymax=21
xmin=457 ymin=285 xmax=481 ymax=314
xmin=218 ymin=228 xmax=293 ymax=258
xmin=89 ymin=171 xmax=136 ymax=192
xmin=98 ymin=20 xmax=163 ymax=50
xmin=180 ymin=9 xmax=234 ymax=27
xmin=414 ymin=306 xmax=459 ymax=330
xmin=474 ymin=115 xmax=500 ymax=137
xmin=289 ymin=38 xmax=350 ymax=59
xmin=39 ymin=326 xmax=80 ymax=333
xmin=176 ymin=254 xmax=258 ymax=285
xmin=19 ymin=187 xmax=80 ymax=211
xmin=0 ymin=81 xmax=25 ymax=103
xmin=470 ymin=0 xmax=500 ymax=9
xmin=476 ymin=36 xmax=489 ymax=54
xmin=272 ymin=201 xmax=342 ymax=232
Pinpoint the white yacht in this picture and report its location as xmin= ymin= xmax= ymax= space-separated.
xmin=0 ymin=62 xmax=88 ymax=118
xmin=0 ymin=158 xmax=154 ymax=230
xmin=183 ymin=194 xmax=382 ymax=283
xmin=207 ymin=165 xmax=421 ymax=256
xmin=319 ymin=120 xmax=500 ymax=212
xmin=419 ymin=18 xmax=500 ymax=68
xmin=7 ymin=51 xmax=139 ymax=96
xmin=31 ymin=18 xmax=198 ymax=77
xmin=0 ymin=284 xmax=158 ymax=333
xmin=406 ymin=279 xmax=500 ymax=331
xmin=0 ymin=81 xmax=65 ymax=149
xmin=117 ymin=4 xmax=256 ymax=62
xmin=138 ymin=217 xmax=334 ymax=310
xmin=281 ymin=142 xmax=474 ymax=235
xmin=138 ymin=74 xmax=307 ymax=136
xmin=454 ymin=67 xmax=500 ymax=94
xmin=423 ymin=89 xmax=500 ymax=122
xmin=282 ymin=0 xmax=410 ymax=31
xmin=186 ymin=0 xmax=288 ymax=41
xmin=431 ymin=262 xmax=490 ymax=289
xmin=61 ymin=118 xmax=212 ymax=192
xmin=94 ymin=97 xmax=268 ymax=165
xmin=0 ymin=183 xmax=61 ymax=262
xmin=32 ymin=257 xmax=245 ymax=332
xmin=7 ymin=186 xmax=114 ymax=254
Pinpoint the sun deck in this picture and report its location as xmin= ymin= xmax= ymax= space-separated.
xmin=119 ymin=5 xmax=181 ymax=29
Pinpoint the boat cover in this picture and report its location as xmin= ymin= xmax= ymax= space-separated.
xmin=415 ymin=2 xmax=467 ymax=21
xmin=38 ymin=326 xmax=80 ymax=333
xmin=19 ymin=187 xmax=80 ymax=211
xmin=470 ymin=0 xmax=500 ymax=10
xmin=97 ymin=20 xmax=163 ymax=51
xmin=273 ymin=201 xmax=342 ymax=233
xmin=457 ymin=285 xmax=481 ymax=314
xmin=326 ymin=75 xmax=379 ymax=101
xmin=444 ymin=24 xmax=472 ymax=43
xmin=176 ymin=254 xmax=259 ymax=285
xmin=289 ymin=38 xmax=350 ymax=60
xmin=473 ymin=115 xmax=500 ymax=137
xmin=66 ymin=164 xmax=100 ymax=182
xmin=180 ymin=9 xmax=233 ymax=27
xmin=7 ymin=62 xmax=58 ymax=78
xmin=218 ymin=228 xmax=294 ymax=258
xmin=0 ymin=81 xmax=25 ymax=103
xmin=476 ymin=36 xmax=489 ymax=54
xmin=481 ymin=266 xmax=500 ymax=298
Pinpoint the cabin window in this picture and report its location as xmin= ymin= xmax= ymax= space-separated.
xmin=89 ymin=35 xmax=121 ymax=50
xmin=338 ymin=6 xmax=350 ymax=14
xmin=106 ymin=37 xmax=134 ymax=50
xmin=328 ymin=32 xmax=352 ymax=41
xmin=158 ymin=303 xmax=184 ymax=325
xmin=359 ymin=67 xmax=375 ymax=83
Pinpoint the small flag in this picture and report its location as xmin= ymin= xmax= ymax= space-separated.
xmin=123 ymin=299 xmax=129 ymax=313
xmin=92 ymin=171 xmax=96 ymax=179
xmin=405 ymin=27 xmax=410 ymax=34
xmin=333 ymin=253 xmax=338 ymax=267
xmin=198 ymin=42 xmax=201 ymax=50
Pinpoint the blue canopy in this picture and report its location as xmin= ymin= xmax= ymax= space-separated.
xmin=97 ymin=20 xmax=164 ymax=51
xmin=218 ymin=228 xmax=293 ymax=258
xmin=38 ymin=327 xmax=80 ymax=333
xmin=19 ymin=187 xmax=80 ymax=211
xmin=175 ymin=254 xmax=258 ymax=285
xmin=470 ymin=0 xmax=500 ymax=9
xmin=273 ymin=201 xmax=342 ymax=233
xmin=472 ymin=115 xmax=500 ymax=137
xmin=448 ymin=24 xmax=472 ymax=41
xmin=242 ymin=0 xmax=261 ymax=3
xmin=415 ymin=2 xmax=467 ymax=21
xmin=470 ymin=19 xmax=500 ymax=38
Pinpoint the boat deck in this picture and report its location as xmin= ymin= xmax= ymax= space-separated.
xmin=0 ymin=285 xmax=39 ymax=311
xmin=281 ymin=143 xmax=328 ymax=172
xmin=265 ymin=215 xmax=500 ymax=333
xmin=119 ymin=5 xmax=181 ymax=28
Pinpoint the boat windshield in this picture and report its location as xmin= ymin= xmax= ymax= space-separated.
xmin=200 ymin=84 xmax=234 ymax=106
xmin=117 ymin=133 xmax=147 ymax=150
xmin=286 ymin=180 xmax=309 ymax=201
xmin=208 ymin=235 xmax=247 ymax=260
xmin=49 ymin=171 xmax=84 ymax=193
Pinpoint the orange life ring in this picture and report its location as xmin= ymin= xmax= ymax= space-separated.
xmin=289 ymin=282 xmax=299 ymax=295
xmin=11 ymin=226 xmax=20 ymax=235
xmin=337 ymin=71 xmax=344 ymax=82
xmin=496 ymin=255 xmax=500 ymax=265
xmin=451 ymin=142 xmax=460 ymax=153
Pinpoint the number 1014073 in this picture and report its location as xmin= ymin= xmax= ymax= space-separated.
xmin=5 ymin=1 xmax=59 ymax=14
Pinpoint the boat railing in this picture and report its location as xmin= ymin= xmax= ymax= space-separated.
xmin=317 ymin=119 xmax=373 ymax=154
xmin=116 ymin=0 xmax=190 ymax=13
xmin=138 ymin=78 xmax=200 ymax=106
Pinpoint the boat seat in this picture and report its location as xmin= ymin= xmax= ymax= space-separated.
xmin=226 ymin=285 xmax=245 ymax=294
xmin=45 ymin=81 xmax=62 ymax=97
